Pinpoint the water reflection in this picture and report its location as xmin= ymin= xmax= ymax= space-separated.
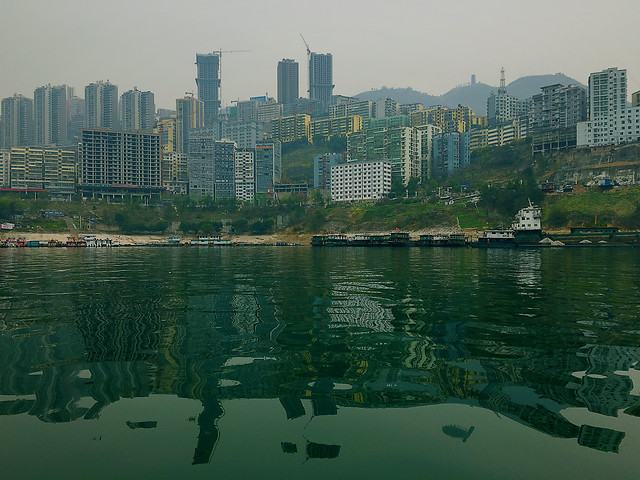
xmin=1 ymin=247 xmax=640 ymax=471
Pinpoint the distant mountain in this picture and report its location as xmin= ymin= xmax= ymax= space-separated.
xmin=355 ymin=73 xmax=585 ymax=115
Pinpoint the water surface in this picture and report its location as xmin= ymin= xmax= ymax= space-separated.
xmin=1 ymin=247 xmax=639 ymax=479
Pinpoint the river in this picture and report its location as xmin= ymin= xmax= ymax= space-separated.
xmin=1 ymin=246 xmax=639 ymax=479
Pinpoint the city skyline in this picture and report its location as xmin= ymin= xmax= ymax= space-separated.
xmin=1 ymin=0 xmax=639 ymax=110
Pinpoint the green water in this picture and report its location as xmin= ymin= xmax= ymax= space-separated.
xmin=1 ymin=247 xmax=640 ymax=479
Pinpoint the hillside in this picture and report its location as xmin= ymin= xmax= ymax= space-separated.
xmin=355 ymin=73 xmax=585 ymax=114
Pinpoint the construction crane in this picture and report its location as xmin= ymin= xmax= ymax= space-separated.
xmin=299 ymin=34 xmax=311 ymax=61
xmin=300 ymin=34 xmax=311 ymax=95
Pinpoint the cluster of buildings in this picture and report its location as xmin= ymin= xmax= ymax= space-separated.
xmin=1 ymin=55 xmax=639 ymax=203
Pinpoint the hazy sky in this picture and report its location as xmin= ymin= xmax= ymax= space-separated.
xmin=2 ymin=0 xmax=639 ymax=110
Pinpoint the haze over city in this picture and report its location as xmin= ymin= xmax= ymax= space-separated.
xmin=2 ymin=0 xmax=639 ymax=109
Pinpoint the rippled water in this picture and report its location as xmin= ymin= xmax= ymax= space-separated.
xmin=1 ymin=247 xmax=640 ymax=479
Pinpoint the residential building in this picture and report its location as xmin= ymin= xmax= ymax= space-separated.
xmin=309 ymin=52 xmax=333 ymax=114
xmin=347 ymin=125 xmax=421 ymax=185
xmin=222 ymin=121 xmax=264 ymax=149
xmin=120 ymin=88 xmax=155 ymax=132
xmin=1 ymin=94 xmax=34 ymax=149
xmin=154 ymin=118 xmax=176 ymax=154
xmin=486 ymin=68 xmax=530 ymax=127
xmin=399 ymin=103 xmax=424 ymax=115
xmin=577 ymin=67 xmax=640 ymax=147
xmin=257 ymin=102 xmax=283 ymax=124
xmin=432 ymin=132 xmax=471 ymax=177
xmin=80 ymin=129 xmax=161 ymax=188
xmin=415 ymin=124 xmax=442 ymax=179
xmin=309 ymin=115 xmax=362 ymax=142
xmin=374 ymin=98 xmax=399 ymax=118
xmin=470 ymin=119 xmax=525 ymax=151
xmin=277 ymin=59 xmax=299 ymax=105
xmin=282 ymin=98 xmax=323 ymax=118
xmin=362 ymin=114 xmax=410 ymax=130
xmin=257 ymin=102 xmax=283 ymax=137
xmin=161 ymin=152 xmax=188 ymax=194
xmin=633 ymin=91 xmax=640 ymax=107
xmin=68 ymin=95 xmax=85 ymax=144
xmin=330 ymin=160 xmax=392 ymax=202
xmin=84 ymin=81 xmax=118 ymax=129
xmin=175 ymin=96 xmax=205 ymax=154
xmin=9 ymin=147 xmax=75 ymax=194
xmin=34 ymin=84 xmax=71 ymax=146
xmin=0 ymin=149 xmax=10 ymax=187
xmin=255 ymin=141 xmax=281 ymax=194
xmin=314 ymin=153 xmax=345 ymax=189
xmin=188 ymin=133 xmax=235 ymax=200
xmin=330 ymin=99 xmax=375 ymax=119
xmin=272 ymin=114 xmax=309 ymax=143
xmin=409 ymin=106 xmax=473 ymax=133
xmin=196 ymin=53 xmax=221 ymax=126
xmin=530 ymin=84 xmax=587 ymax=131
xmin=235 ymin=149 xmax=255 ymax=202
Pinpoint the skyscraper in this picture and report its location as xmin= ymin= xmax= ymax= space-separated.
xmin=277 ymin=59 xmax=299 ymax=105
xmin=34 ymin=84 xmax=71 ymax=146
xmin=309 ymin=52 xmax=334 ymax=113
xmin=84 ymin=81 xmax=118 ymax=129
xmin=120 ymin=88 xmax=155 ymax=132
xmin=175 ymin=96 xmax=204 ymax=154
xmin=195 ymin=53 xmax=221 ymax=126
xmin=1 ymin=94 xmax=34 ymax=149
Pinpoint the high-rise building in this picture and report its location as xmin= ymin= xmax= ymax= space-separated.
xmin=222 ymin=121 xmax=264 ymax=149
xmin=314 ymin=153 xmax=345 ymax=189
xmin=80 ymin=129 xmax=161 ymax=187
xmin=255 ymin=141 xmax=281 ymax=194
xmin=188 ymin=133 xmax=235 ymax=200
xmin=1 ymin=94 xmax=34 ymax=149
xmin=0 ymin=149 xmax=10 ymax=187
xmin=9 ymin=147 xmax=75 ymax=194
xmin=633 ymin=91 xmax=640 ymax=107
xmin=196 ymin=53 xmax=221 ymax=126
xmin=330 ymin=160 xmax=392 ymax=202
xmin=277 ymin=59 xmax=299 ymax=105
xmin=415 ymin=124 xmax=442 ymax=180
xmin=176 ymin=96 xmax=204 ymax=154
xmin=154 ymin=118 xmax=177 ymax=154
xmin=67 ymin=95 xmax=85 ymax=144
xmin=235 ymin=149 xmax=255 ymax=202
xmin=347 ymin=126 xmax=421 ymax=185
xmin=120 ymin=88 xmax=155 ymax=132
xmin=432 ymin=132 xmax=471 ymax=177
xmin=529 ymin=84 xmax=587 ymax=154
xmin=486 ymin=68 xmax=530 ymax=127
xmin=271 ymin=114 xmax=310 ymax=143
xmin=577 ymin=67 xmax=640 ymax=147
xmin=161 ymin=152 xmax=188 ymax=194
xmin=34 ymin=85 xmax=71 ymax=146
xmin=84 ymin=81 xmax=118 ymax=129
xmin=309 ymin=52 xmax=333 ymax=114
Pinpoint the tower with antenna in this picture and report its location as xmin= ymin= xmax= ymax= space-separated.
xmin=498 ymin=67 xmax=507 ymax=94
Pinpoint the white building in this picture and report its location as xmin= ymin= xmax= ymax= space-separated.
xmin=235 ymin=149 xmax=255 ymax=202
xmin=577 ymin=67 xmax=640 ymax=147
xmin=330 ymin=160 xmax=391 ymax=202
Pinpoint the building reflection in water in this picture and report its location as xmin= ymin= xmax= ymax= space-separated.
xmin=1 ymin=248 xmax=640 ymax=463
